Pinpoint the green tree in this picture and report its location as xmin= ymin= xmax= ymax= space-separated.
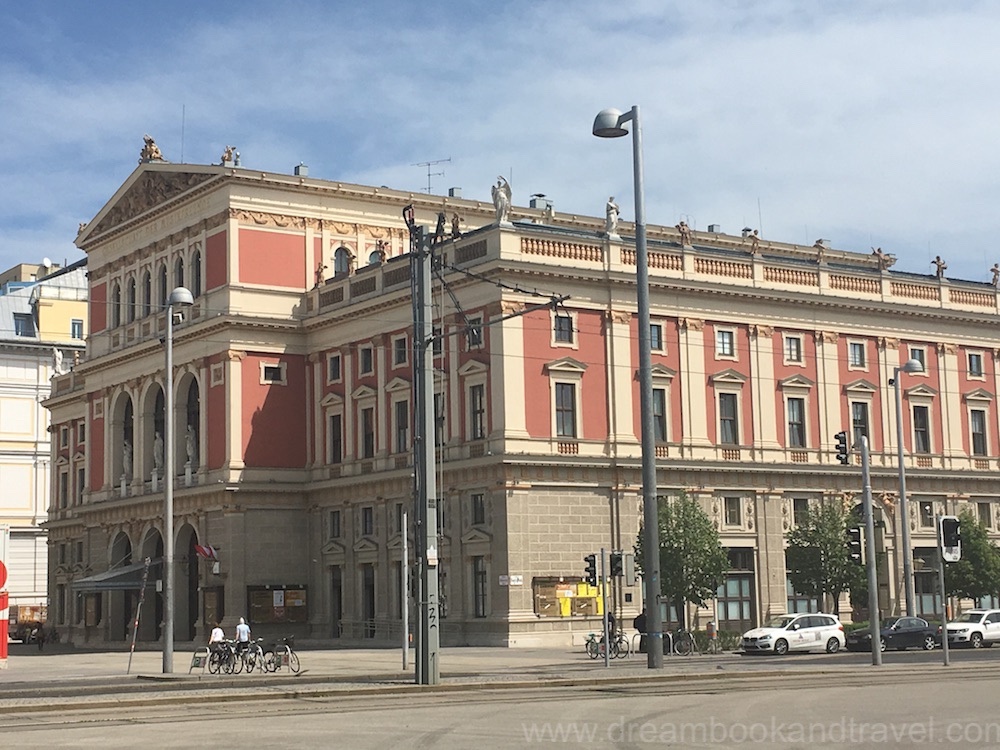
xmin=944 ymin=509 xmax=1000 ymax=600
xmin=636 ymin=494 xmax=729 ymax=627
xmin=784 ymin=502 xmax=863 ymax=616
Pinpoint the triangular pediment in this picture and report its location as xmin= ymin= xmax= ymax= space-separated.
xmin=352 ymin=384 xmax=377 ymax=400
xmin=843 ymin=378 xmax=878 ymax=394
xmin=709 ymin=368 xmax=747 ymax=385
xmin=458 ymin=359 xmax=489 ymax=377
xmin=73 ymin=451 xmax=86 ymax=462
xmin=320 ymin=392 xmax=344 ymax=407
xmin=545 ymin=356 xmax=588 ymax=374
xmin=461 ymin=527 xmax=493 ymax=545
xmin=353 ymin=537 xmax=379 ymax=554
xmin=904 ymin=384 xmax=938 ymax=399
xmin=80 ymin=164 xmax=220 ymax=243
xmin=385 ymin=377 xmax=411 ymax=393
xmin=650 ymin=364 xmax=676 ymax=382
xmin=321 ymin=539 xmax=346 ymax=556
xmin=963 ymin=388 xmax=994 ymax=403
xmin=56 ymin=455 xmax=70 ymax=467
xmin=778 ymin=374 xmax=815 ymax=390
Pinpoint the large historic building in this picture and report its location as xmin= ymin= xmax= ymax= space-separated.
xmin=0 ymin=260 xmax=87 ymax=625
xmin=44 ymin=147 xmax=1000 ymax=647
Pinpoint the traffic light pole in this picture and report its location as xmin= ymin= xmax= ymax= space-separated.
xmin=600 ymin=548 xmax=610 ymax=669
xmin=860 ymin=437 xmax=882 ymax=667
xmin=936 ymin=514 xmax=951 ymax=667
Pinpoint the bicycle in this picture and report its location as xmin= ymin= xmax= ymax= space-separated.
xmin=263 ymin=636 xmax=300 ymax=673
xmin=242 ymin=638 xmax=266 ymax=673
xmin=584 ymin=630 xmax=630 ymax=659
xmin=672 ymin=627 xmax=699 ymax=656
xmin=208 ymin=640 xmax=240 ymax=675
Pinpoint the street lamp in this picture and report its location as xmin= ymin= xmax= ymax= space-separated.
xmin=892 ymin=357 xmax=924 ymax=617
xmin=593 ymin=106 xmax=663 ymax=669
xmin=163 ymin=286 xmax=193 ymax=673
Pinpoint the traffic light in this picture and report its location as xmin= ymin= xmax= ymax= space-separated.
xmin=609 ymin=552 xmax=623 ymax=578
xmin=583 ymin=554 xmax=597 ymax=586
xmin=940 ymin=515 xmax=961 ymax=563
xmin=835 ymin=431 xmax=850 ymax=465
xmin=846 ymin=526 xmax=864 ymax=565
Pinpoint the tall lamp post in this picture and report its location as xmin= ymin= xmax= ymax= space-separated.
xmin=892 ymin=358 xmax=924 ymax=617
xmin=163 ymin=286 xmax=193 ymax=673
xmin=593 ymin=105 xmax=663 ymax=669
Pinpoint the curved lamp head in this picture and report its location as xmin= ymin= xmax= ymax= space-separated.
xmin=168 ymin=287 xmax=194 ymax=307
xmin=593 ymin=108 xmax=629 ymax=138
xmin=900 ymin=358 xmax=924 ymax=375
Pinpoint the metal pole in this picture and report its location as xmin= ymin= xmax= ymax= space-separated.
xmin=937 ymin=515 xmax=951 ymax=667
xmin=627 ymin=105 xmax=664 ymax=669
xmin=860 ymin=437 xmax=882 ymax=666
xmin=163 ymin=303 xmax=175 ymax=673
xmin=894 ymin=367 xmax=915 ymax=616
xmin=601 ymin=548 xmax=610 ymax=669
xmin=402 ymin=510 xmax=408 ymax=671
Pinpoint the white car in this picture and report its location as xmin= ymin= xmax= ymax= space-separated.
xmin=945 ymin=609 xmax=1000 ymax=648
xmin=742 ymin=613 xmax=845 ymax=655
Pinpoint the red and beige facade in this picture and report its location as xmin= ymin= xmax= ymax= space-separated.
xmin=44 ymin=160 xmax=1000 ymax=646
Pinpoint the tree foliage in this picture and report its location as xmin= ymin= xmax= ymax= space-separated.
xmin=636 ymin=494 xmax=729 ymax=626
xmin=944 ymin=509 xmax=1000 ymax=600
xmin=784 ymin=502 xmax=863 ymax=616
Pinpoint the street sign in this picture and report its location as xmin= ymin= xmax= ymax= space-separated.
xmin=0 ymin=559 xmax=7 ymax=589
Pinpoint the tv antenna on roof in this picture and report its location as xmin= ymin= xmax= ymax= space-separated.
xmin=413 ymin=158 xmax=451 ymax=194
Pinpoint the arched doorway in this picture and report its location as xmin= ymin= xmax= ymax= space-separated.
xmin=109 ymin=531 xmax=133 ymax=641
xmin=140 ymin=529 xmax=163 ymax=641
xmin=176 ymin=523 xmax=200 ymax=641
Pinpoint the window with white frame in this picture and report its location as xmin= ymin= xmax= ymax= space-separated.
xmin=716 ymin=328 xmax=736 ymax=358
xmin=472 ymin=556 xmax=488 ymax=617
xmin=851 ymin=401 xmax=870 ymax=445
xmin=918 ymin=501 xmax=934 ymax=528
xmin=718 ymin=392 xmax=739 ymax=445
xmin=327 ymin=353 xmax=342 ymax=383
xmin=554 ymin=313 xmax=574 ymax=345
xmin=14 ymin=313 xmax=34 ymax=337
xmin=978 ymin=501 xmax=992 ymax=529
xmin=555 ymin=382 xmax=577 ymax=438
xmin=724 ymin=496 xmax=742 ymax=526
xmin=110 ymin=284 xmax=121 ymax=328
xmin=909 ymin=346 xmax=926 ymax=372
xmin=650 ymin=323 xmax=664 ymax=352
xmin=787 ymin=396 xmax=806 ymax=448
xmin=71 ymin=319 xmax=84 ymax=339
xmin=260 ymin=362 xmax=287 ymax=385
xmin=848 ymin=341 xmax=866 ymax=368
xmin=361 ymin=505 xmax=374 ymax=536
xmin=466 ymin=316 xmax=483 ymax=349
xmin=469 ymin=383 xmax=486 ymax=440
xmin=653 ymin=388 xmax=667 ymax=442
xmin=394 ymin=399 xmax=409 ymax=453
xmin=360 ymin=406 xmax=375 ymax=458
xmin=471 ymin=492 xmax=486 ymax=526
xmin=328 ymin=413 xmax=343 ymax=464
xmin=328 ymin=509 xmax=341 ymax=538
xmin=432 ymin=325 xmax=443 ymax=357
xmin=392 ymin=335 xmax=408 ymax=367
xmin=784 ymin=335 xmax=803 ymax=364
xmin=968 ymin=351 xmax=985 ymax=378
xmin=434 ymin=392 xmax=446 ymax=445
xmin=971 ymin=408 xmax=988 ymax=456
xmin=912 ymin=405 xmax=931 ymax=453
xmin=359 ymin=345 xmax=374 ymax=376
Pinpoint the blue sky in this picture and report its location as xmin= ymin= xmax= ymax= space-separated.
xmin=3 ymin=1 xmax=1000 ymax=283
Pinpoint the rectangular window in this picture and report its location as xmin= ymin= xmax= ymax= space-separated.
xmin=471 ymin=492 xmax=486 ymax=525
xmin=719 ymin=393 xmax=739 ymax=445
xmin=359 ymin=346 xmax=374 ymax=375
xmin=969 ymin=352 xmax=984 ymax=377
xmin=467 ymin=317 xmax=483 ymax=349
xmin=919 ymin=502 xmax=934 ymax=528
xmin=851 ymin=401 xmax=870 ymax=445
xmin=77 ymin=421 xmax=86 ymax=445
xmin=432 ymin=326 xmax=443 ymax=357
xmin=60 ymin=426 xmax=69 ymax=448
xmin=71 ymin=319 xmax=84 ymax=339
xmin=261 ymin=363 xmax=285 ymax=384
xmin=909 ymin=347 xmax=926 ymax=371
xmin=978 ymin=501 xmax=992 ymax=529
xmin=328 ymin=414 xmax=343 ymax=464
xmin=328 ymin=509 xmax=341 ymax=538
xmin=913 ymin=405 xmax=930 ymax=453
xmin=59 ymin=472 xmax=68 ymax=509
xmin=849 ymin=342 xmax=866 ymax=368
xmin=393 ymin=336 xmax=408 ymax=366
xmin=473 ymin=556 xmax=488 ymax=617
xmin=76 ymin=467 xmax=85 ymax=504
xmin=76 ymin=541 xmax=84 ymax=564
xmin=793 ymin=498 xmax=810 ymax=527
xmin=395 ymin=502 xmax=405 ymax=534
xmin=786 ymin=577 xmax=819 ymax=614
xmin=554 ymin=314 xmax=574 ymax=344
xmin=716 ymin=329 xmax=734 ymax=357
xmin=971 ymin=409 xmax=988 ymax=456
xmin=327 ymin=354 xmax=342 ymax=382
xmin=13 ymin=313 xmax=34 ymax=337
xmin=470 ymin=384 xmax=486 ymax=440
xmin=394 ymin=400 xmax=409 ymax=453
xmin=787 ymin=397 xmax=806 ymax=448
xmin=650 ymin=323 xmax=664 ymax=352
xmin=724 ymin=496 xmax=742 ymax=526
xmin=784 ymin=335 xmax=803 ymax=363
xmin=361 ymin=407 xmax=375 ymax=458
xmin=652 ymin=388 xmax=667 ymax=442
xmin=436 ymin=498 xmax=447 ymax=535
xmin=555 ymin=382 xmax=577 ymax=438
xmin=361 ymin=506 xmax=374 ymax=536
xmin=434 ymin=392 xmax=445 ymax=445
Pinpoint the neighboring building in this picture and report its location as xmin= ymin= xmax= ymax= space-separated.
xmin=45 ymin=157 xmax=1000 ymax=648
xmin=0 ymin=260 xmax=62 ymax=296
xmin=0 ymin=260 xmax=87 ymax=624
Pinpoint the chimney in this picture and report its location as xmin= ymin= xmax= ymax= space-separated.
xmin=294 ymin=163 xmax=309 ymax=177
xmin=448 ymin=187 xmax=462 ymax=198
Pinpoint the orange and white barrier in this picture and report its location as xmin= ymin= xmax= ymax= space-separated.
xmin=0 ymin=590 xmax=8 ymax=668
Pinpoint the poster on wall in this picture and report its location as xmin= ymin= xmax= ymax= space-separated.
xmin=247 ymin=584 xmax=308 ymax=625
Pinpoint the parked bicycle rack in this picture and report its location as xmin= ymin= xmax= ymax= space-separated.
xmin=189 ymin=647 xmax=210 ymax=674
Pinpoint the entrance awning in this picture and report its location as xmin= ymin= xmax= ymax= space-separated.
xmin=71 ymin=558 xmax=161 ymax=592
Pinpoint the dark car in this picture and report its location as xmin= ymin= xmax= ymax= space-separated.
xmin=845 ymin=616 xmax=939 ymax=652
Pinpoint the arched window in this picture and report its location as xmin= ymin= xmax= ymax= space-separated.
xmin=175 ymin=257 xmax=185 ymax=290
xmin=127 ymin=278 xmax=137 ymax=323
xmin=368 ymin=251 xmax=381 ymax=266
xmin=142 ymin=271 xmax=152 ymax=317
xmin=334 ymin=247 xmax=352 ymax=275
xmin=191 ymin=251 xmax=202 ymax=298
xmin=158 ymin=264 xmax=167 ymax=309
xmin=111 ymin=283 xmax=122 ymax=328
